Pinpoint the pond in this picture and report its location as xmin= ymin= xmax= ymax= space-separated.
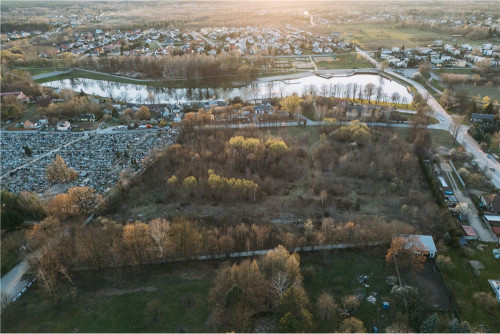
xmin=41 ymin=74 xmax=413 ymax=104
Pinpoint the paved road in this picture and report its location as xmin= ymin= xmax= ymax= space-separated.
xmin=256 ymin=67 xmax=377 ymax=83
xmin=309 ymin=55 xmax=318 ymax=71
xmin=442 ymin=163 xmax=497 ymax=242
xmin=192 ymin=31 xmax=216 ymax=47
xmin=32 ymin=69 xmax=73 ymax=80
xmin=0 ymin=260 xmax=29 ymax=302
xmin=356 ymin=47 xmax=500 ymax=189
xmin=34 ymin=68 xmax=163 ymax=83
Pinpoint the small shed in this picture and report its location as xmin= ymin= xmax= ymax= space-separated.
xmin=401 ymin=234 xmax=437 ymax=258
xmin=484 ymin=215 xmax=500 ymax=227
xmin=462 ymin=225 xmax=478 ymax=240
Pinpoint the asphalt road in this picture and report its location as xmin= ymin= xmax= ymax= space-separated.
xmin=356 ymin=47 xmax=500 ymax=190
xmin=442 ymin=162 xmax=497 ymax=242
xmin=0 ymin=260 xmax=29 ymax=303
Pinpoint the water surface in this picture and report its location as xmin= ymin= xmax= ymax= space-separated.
xmin=42 ymin=74 xmax=413 ymax=104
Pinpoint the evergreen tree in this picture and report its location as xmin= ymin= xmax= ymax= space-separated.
xmin=485 ymin=102 xmax=494 ymax=114
xmin=447 ymin=318 xmax=471 ymax=333
xmin=23 ymin=145 xmax=32 ymax=157
xmin=420 ymin=313 xmax=439 ymax=333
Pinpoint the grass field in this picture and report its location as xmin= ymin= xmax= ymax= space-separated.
xmin=435 ymin=68 xmax=474 ymax=76
xmin=314 ymin=53 xmax=372 ymax=70
xmin=1 ymin=247 xmax=456 ymax=332
xmin=11 ymin=67 xmax=58 ymax=76
xmin=312 ymin=23 xmax=491 ymax=49
xmin=1 ymin=262 xmax=216 ymax=333
xmin=393 ymin=128 xmax=459 ymax=150
xmin=0 ymin=230 xmax=24 ymax=277
xmin=450 ymin=84 xmax=500 ymax=101
xmin=33 ymin=69 xmax=170 ymax=87
xmin=439 ymin=242 xmax=500 ymax=332
xmin=301 ymin=248 xmax=400 ymax=332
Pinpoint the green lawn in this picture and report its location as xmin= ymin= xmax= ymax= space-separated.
xmin=2 ymin=249 xmax=398 ymax=333
xmin=1 ymin=263 xmax=215 ymax=333
xmin=428 ymin=129 xmax=459 ymax=149
xmin=313 ymin=23 xmax=491 ymax=49
xmin=301 ymin=249 xmax=400 ymax=332
xmin=34 ymin=69 xmax=164 ymax=86
xmin=314 ymin=53 xmax=372 ymax=70
xmin=11 ymin=67 xmax=58 ymax=76
xmin=2 ymin=247 xmax=458 ymax=333
xmin=0 ymin=230 xmax=24 ymax=277
xmin=435 ymin=69 xmax=474 ymax=76
xmin=450 ymin=84 xmax=500 ymax=102
xmin=439 ymin=243 xmax=500 ymax=332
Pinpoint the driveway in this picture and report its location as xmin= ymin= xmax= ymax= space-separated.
xmin=441 ymin=162 xmax=497 ymax=242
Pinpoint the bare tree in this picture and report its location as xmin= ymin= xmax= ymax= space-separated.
xmin=345 ymin=83 xmax=352 ymax=101
xmin=269 ymin=271 xmax=291 ymax=297
xmin=352 ymin=83 xmax=358 ymax=101
xmin=375 ymin=86 xmax=384 ymax=105
xmin=150 ymin=218 xmax=170 ymax=262
xmin=449 ymin=115 xmax=466 ymax=143
xmin=391 ymin=92 xmax=401 ymax=106
xmin=364 ymin=83 xmax=376 ymax=103
xmin=320 ymin=84 xmax=328 ymax=97
xmin=266 ymin=81 xmax=274 ymax=100
xmin=277 ymin=82 xmax=287 ymax=99
xmin=250 ymin=84 xmax=260 ymax=103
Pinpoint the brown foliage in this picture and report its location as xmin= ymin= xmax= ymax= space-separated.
xmin=45 ymin=155 xmax=78 ymax=184
xmin=386 ymin=236 xmax=426 ymax=272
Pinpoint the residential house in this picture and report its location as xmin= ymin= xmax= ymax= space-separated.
xmin=484 ymin=214 xmax=500 ymax=228
xmin=23 ymin=120 xmax=36 ymax=129
xmin=481 ymin=194 xmax=500 ymax=213
xmin=471 ymin=113 xmax=494 ymax=123
xmin=254 ymin=104 xmax=274 ymax=115
xmin=80 ymin=114 xmax=96 ymax=122
xmin=399 ymin=234 xmax=437 ymax=258
xmin=0 ymin=91 xmax=30 ymax=103
xmin=36 ymin=119 xmax=49 ymax=128
xmin=56 ymin=121 xmax=71 ymax=131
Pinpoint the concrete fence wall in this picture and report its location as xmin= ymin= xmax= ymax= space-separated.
xmin=449 ymin=159 xmax=466 ymax=188
xmin=196 ymin=241 xmax=383 ymax=261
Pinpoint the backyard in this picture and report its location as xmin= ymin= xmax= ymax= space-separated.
xmin=439 ymin=242 xmax=500 ymax=332
xmin=1 ymin=248 xmax=455 ymax=332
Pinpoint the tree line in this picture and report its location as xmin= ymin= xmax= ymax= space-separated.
xmin=24 ymin=214 xmax=415 ymax=295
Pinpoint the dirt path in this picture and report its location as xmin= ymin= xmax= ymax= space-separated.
xmin=309 ymin=55 xmax=318 ymax=71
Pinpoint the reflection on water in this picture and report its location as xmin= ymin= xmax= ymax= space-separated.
xmin=42 ymin=74 xmax=413 ymax=104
